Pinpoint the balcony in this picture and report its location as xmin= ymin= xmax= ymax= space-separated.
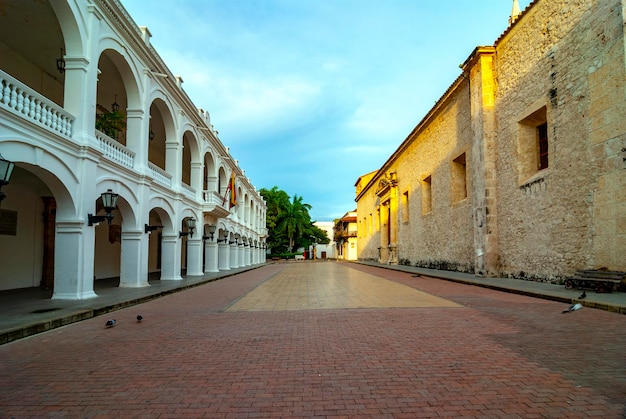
xmin=203 ymin=190 xmax=231 ymax=218
xmin=0 ymin=69 xmax=74 ymax=138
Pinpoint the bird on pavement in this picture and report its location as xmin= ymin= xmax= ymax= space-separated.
xmin=136 ymin=315 xmax=143 ymax=322
xmin=562 ymin=303 xmax=583 ymax=313
xmin=105 ymin=319 xmax=116 ymax=327
xmin=579 ymin=291 xmax=586 ymax=300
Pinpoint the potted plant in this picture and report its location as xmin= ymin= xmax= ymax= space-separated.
xmin=95 ymin=110 xmax=126 ymax=139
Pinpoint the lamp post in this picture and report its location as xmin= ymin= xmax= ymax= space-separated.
xmin=0 ymin=154 xmax=15 ymax=204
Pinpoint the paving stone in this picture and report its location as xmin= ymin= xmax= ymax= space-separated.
xmin=0 ymin=263 xmax=625 ymax=417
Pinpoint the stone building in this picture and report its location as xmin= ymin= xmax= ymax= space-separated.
xmin=0 ymin=0 xmax=267 ymax=298
xmin=355 ymin=0 xmax=626 ymax=282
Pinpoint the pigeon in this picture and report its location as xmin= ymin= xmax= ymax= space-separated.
xmin=105 ymin=319 xmax=116 ymax=327
xmin=136 ymin=315 xmax=143 ymax=322
xmin=562 ymin=303 xmax=583 ymax=313
xmin=579 ymin=291 xmax=586 ymax=300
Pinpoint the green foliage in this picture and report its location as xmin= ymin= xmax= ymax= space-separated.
xmin=95 ymin=110 xmax=127 ymax=139
xmin=260 ymin=187 xmax=326 ymax=254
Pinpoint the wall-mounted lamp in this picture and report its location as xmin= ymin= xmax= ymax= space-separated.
xmin=0 ymin=153 xmax=15 ymax=204
xmin=217 ymin=229 xmax=229 ymax=243
xmin=56 ymin=48 xmax=65 ymax=73
xmin=88 ymin=189 xmax=119 ymax=226
xmin=111 ymin=95 xmax=120 ymax=112
xmin=145 ymin=224 xmax=162 ymax=234
xmin=203 ymin=224 xmax=217 ymax=241
xmin=234 ymin=233 xmax=241 ymax=245
xmin=179 ymin=218 xmax=196 ymax=238
xmin=149 ymin=127 xmax=155 ymax=141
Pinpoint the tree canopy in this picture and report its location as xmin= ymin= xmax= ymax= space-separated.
xmin=260 ymin=186 xmax=330 ymax=255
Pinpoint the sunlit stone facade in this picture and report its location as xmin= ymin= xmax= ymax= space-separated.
xmin=356 ymin=0 xmax=626 ymax=282
xmin=0 ymin=0 xmax=267 ymax=298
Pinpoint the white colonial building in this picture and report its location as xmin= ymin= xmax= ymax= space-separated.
xmin=0 ymin=0 xmax=267 ymax=299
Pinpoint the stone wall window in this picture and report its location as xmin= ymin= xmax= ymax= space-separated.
xmin=517 ymin=106 xmax=548 ymax=183
xmin=402 ymin=191 xmax=409 ymax=223
xmin=422 ymin=175 xmax=432 ymax=214
xmin=538 ymin=123 xmax=548 ymax=170
xmin=451 ymin=153 xmax=467 ymax=203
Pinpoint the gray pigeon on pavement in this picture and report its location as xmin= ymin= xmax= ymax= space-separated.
xmin=136 ymin=315 xmax=143 ymax=322
xmin=105 ymin=319 xmax=116 ymax=327
xmin=579 ymin=291 xmax=586 ymax=299
xmin=562 ymin=303 xmax=583 ymax=313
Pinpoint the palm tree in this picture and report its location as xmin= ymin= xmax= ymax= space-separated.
xmin=277 ymin=194 xmax=312 ymax=252
xmin=260 ymin=186 xmax=292 ymax=253
xmin=260 ymin=186 xmax=290 ymax=231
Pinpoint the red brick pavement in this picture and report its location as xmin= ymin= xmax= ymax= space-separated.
xmin=1 ymin=263 xmax=625 ymax=418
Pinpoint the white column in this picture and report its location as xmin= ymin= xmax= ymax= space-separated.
xmin=230 ymin=243 xmax=238 ymax=269
xmin=160 ymin=234 xmax=182 ymax=280
xmin=245 ymin=245 xmax=251 ymax=266
xmin=240 ymin=245 xmax=246 ymax=266
xmin=52 ymin=221 xmax=97 ymax=300
xmin=186 ymin=237 xmax=203 ymax=276
xmin=218 ymin=241 xmax=230 ymax=271
xmin=204 ymin=241 xmax=219 ymax=273
xmin=119 ymin=230 xmax=149 ymax=287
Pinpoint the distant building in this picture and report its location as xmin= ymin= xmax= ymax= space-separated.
xmin=0 ymin=0 xmax=267 ymax=298
xmin=334 ymin=211 xmax=358 ymax=261
xmin=311 ymin=221 xmax=336 ymax=259
xmin=355 ymin=0 xmax=626 ymax=282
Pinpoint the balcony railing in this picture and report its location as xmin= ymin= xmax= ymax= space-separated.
xmin=0 ymin=69 xmax=74 ymax=138
xmin=95 ymin=130 xmax=135 ymax=169
xmin=203 ymin=190 xmax=231 ymax=218
xmin=148 ymin=162 xmax=172 ymax=187
xmin=181 ymin=183 xmax=196 ymax=199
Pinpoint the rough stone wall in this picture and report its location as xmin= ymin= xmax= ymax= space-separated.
xmin=356 ymin=181 xmax=382 ymax=262
xmin=395 ymin=82 xmax=475 ymax=271
xmin=356 ymin=0 xmax=626 ymax=281
xmin=356 ymin=79 xmax=475 ymax=271
xmin=493 ymin=0 xmax=626 ymax=279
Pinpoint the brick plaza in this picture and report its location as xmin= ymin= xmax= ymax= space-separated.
xmin=1 ymin=262 xmax=625 ymax=418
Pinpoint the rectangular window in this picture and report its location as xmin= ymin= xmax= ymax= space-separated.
xmin=538 ymin=123 xmax=548 ymax=170
xmin=518 ymin=106 xmax=548 ymax=183
xmin=451 ymin=153 xmax=467 ymax=203
xmin=422 ymin=175 xmax=432 ymax=214
xmin=402 ymin=191 xmax=409 ymax=223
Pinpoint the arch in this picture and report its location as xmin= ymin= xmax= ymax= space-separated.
xmin=50 ymin=0 xmax=86 ymax=56
xmin=217 ymin=166 xmax=228 ymax=196
xmin=148 ymin=97 xmax=177 ymax=172
xmin=203 ymin=151 xmax=217 ymax=192
xmin=96 ymin=44 xmax=142 ymax=111
xmin=181 ymin=126 xmax=201 ymax=162
xmin=94 ymin=177 xmax=139 ymax=230
xmin=0 ymin=139 xmax=78 ymax=220
xmin=181 ymin=129 xmax=201 ymax=187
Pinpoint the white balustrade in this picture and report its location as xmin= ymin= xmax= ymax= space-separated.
xmin=181 ymin=183 xmax=196 ymax=198
xmin=0 ymin=69 xmax=74 ymax=137
xmin=95 ymin=131 xmax=135 ymax=169
xmin=148 ymin=162 xmax=172 ymax=187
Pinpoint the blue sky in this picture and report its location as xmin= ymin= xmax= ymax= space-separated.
xmin=122 ymin=0 xmax=530 ymax=221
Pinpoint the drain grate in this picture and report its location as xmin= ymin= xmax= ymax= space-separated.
xmin=30 ymin=307 xmax=62 ymax=314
